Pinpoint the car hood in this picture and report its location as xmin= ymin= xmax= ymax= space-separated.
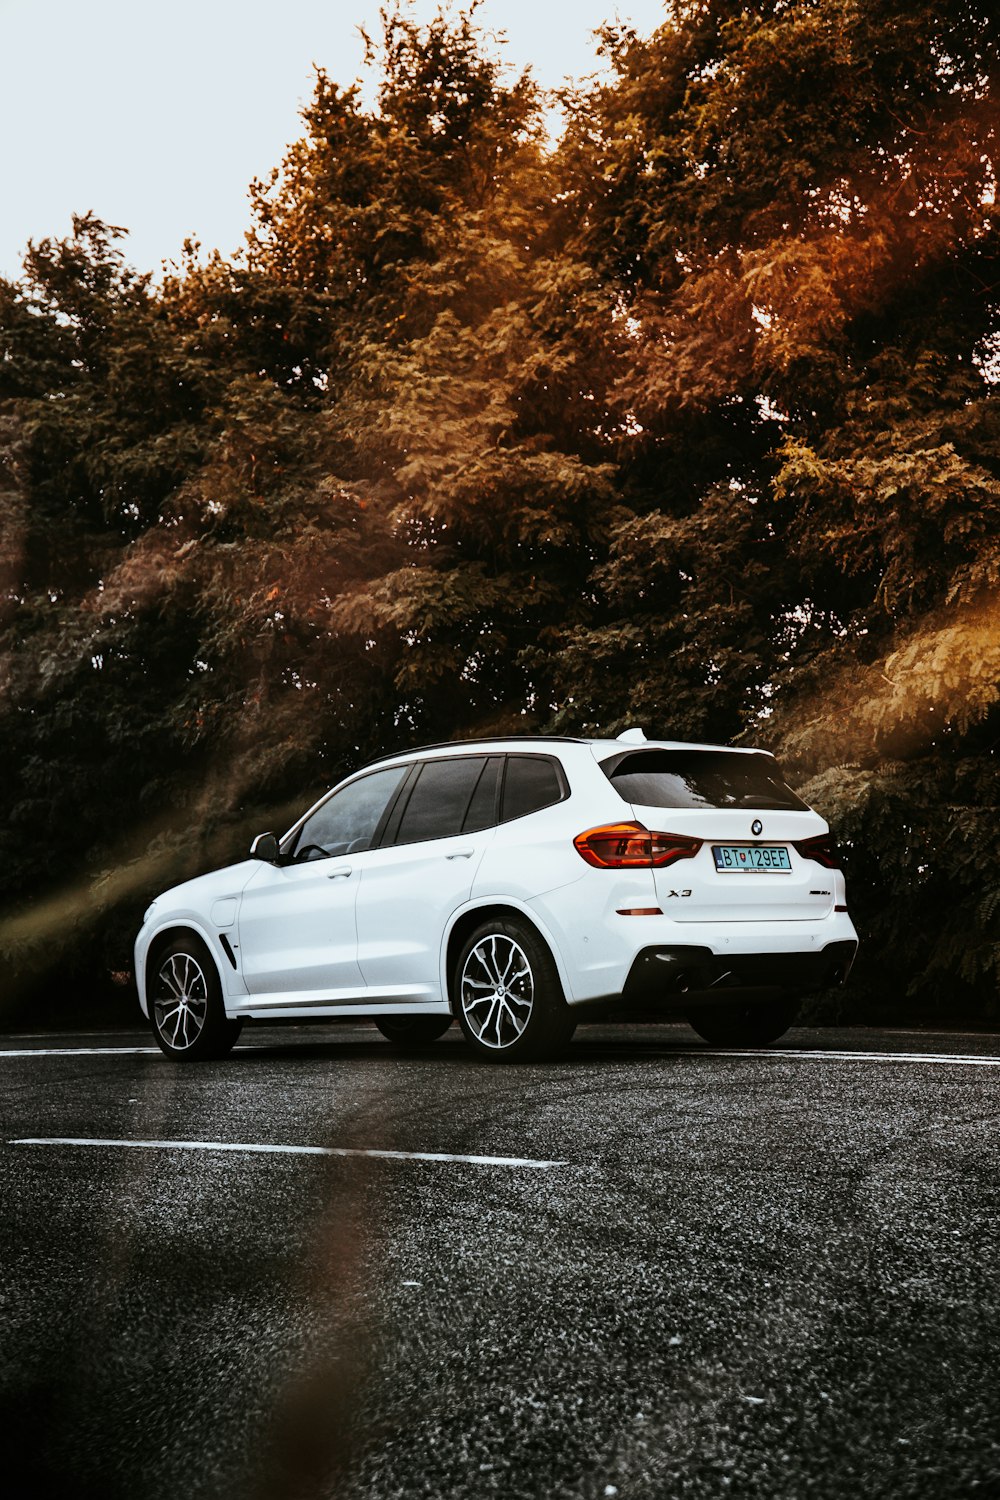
xmin=153 ymin=859 xmax=261 ymax=913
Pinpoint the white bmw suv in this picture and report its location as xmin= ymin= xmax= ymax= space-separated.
xmin=135 ymin=731 xmax=858 ymax=1062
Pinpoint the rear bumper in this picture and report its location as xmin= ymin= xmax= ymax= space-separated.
xmin=622 ymin=939 xmax=858 ymax=1002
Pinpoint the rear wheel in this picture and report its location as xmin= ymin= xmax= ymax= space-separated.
xmin=375 ymin=1015 xmax=452 ymax=1047
xmin=686 ymin=998 xmax=799 ymax=1047
xmin=454 ymin=918 xmax=575 ymax=1062
xmin=149 ymin=935 xmax=242 ymax=1061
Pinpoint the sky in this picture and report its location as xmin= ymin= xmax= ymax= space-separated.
xmin=1 ymin=0 xmax=668 ymax=283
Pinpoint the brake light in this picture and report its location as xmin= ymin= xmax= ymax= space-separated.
xmin=794 ymin=834 xmax=841 ymax=869
xmin=574 ymin=822 xmax=702 ymax=869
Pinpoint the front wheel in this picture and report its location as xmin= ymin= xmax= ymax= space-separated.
xmin=686 ymin=998 xmax=799 ymax=1048
xmin=454 ymin=918 xmax=575 ymax=1063
xmin=375 ymin=1015 xmax=452 ymax=1047
xmin=149 ymin=936 xmax=242 ymax=1061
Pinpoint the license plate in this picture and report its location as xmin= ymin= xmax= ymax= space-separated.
xmin=713 ymin=844 xmax=791 ymax=872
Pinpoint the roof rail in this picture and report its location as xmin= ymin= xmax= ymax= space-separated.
xmin=366 ymin=734 xmax=590 ymax=765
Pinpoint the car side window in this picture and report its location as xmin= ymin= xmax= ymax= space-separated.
xmin=393 ymin=757 xmax=489 ymax=845
xmin=501 ymin=755 xmax=565 ymax=822
xmin=289 ymin=765 xmax=408 ymax=861
xmin=462 ymin=757 xmax=502 ymax=832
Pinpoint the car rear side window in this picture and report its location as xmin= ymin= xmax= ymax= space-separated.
xmin=394 ymin=757 xmax=489 ymax=845
xmin=501 ymin=755 xmax=566 ymax=822
xmin=601 ymin=750 xmax=808 ymax=810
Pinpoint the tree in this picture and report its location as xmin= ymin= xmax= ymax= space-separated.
xmin=547 ymin=0 xmax=1000 ymax=1012
xmin=1 ymin=1 xmax=997 ymax=1022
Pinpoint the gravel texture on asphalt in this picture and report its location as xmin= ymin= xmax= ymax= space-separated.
xmin=1 ymin=1023 xmax=999 ymax=1499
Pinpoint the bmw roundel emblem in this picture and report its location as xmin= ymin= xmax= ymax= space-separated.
xmin=751 ymin=819 xmax=763 ymax=836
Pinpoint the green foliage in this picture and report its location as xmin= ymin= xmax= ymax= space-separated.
xmin=0 ymin=0 xmax=997 ymax=1022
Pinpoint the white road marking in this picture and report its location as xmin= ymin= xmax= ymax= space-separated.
xmin=1 ymin=1043 xmax=1000 ymax=1068
xmin=0 ymin=1047 xmax=161 ymax=1057
xmin=8 ymin=1137 xmax=568 ymax=1169
xmin=589 ymin=1043 xmax=1000 ymax=1068
xmin=677 ymin=1048 xmax=1000 ymax=1068
xmin=871 ymin=1028 xmax=1000 ymax=1040
xmin=0 ymin=1045 xmax=269 ymax=1058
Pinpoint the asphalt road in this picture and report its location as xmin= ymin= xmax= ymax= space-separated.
xmin=2 ymin=1020 xmax=999 ymax=1500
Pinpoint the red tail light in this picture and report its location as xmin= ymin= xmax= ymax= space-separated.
xmin=574 ymin=822 xmax=702 ymax=869
xmin=794 ymin=834 xmax=841 ymax=869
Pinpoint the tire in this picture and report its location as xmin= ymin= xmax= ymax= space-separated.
xmin=375 ymin=1015 xmax=452 ymax=1047
xmin=453 ymin=917 xmax=576 ymax=1063
xmin=686 ymin=998 xmax=799 ymax=1047
xmin=148 ymin=935 xmax=242 ymax=1061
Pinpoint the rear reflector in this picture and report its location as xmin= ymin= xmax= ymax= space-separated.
xmin=574 ymin=822 xmax=702 ymax=869
xmin=835 ymin=904 xmax=848 ymax=912
xmin=616 ymin=907 xmax=664 ymax=916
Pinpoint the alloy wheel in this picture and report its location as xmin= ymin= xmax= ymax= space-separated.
xmin=153 ymin=951 xmax=209 ymax=1051
xmin=460 ymin=934 xmax=534 ymax=1050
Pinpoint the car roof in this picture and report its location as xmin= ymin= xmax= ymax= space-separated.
xmin=366 ymin=734 xmax=771 ymax=767
xmin=366 ymin=735 xmax=588 ymax=767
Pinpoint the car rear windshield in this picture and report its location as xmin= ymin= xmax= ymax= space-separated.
xmin=600 ymin=749 xmax=808 ymax=811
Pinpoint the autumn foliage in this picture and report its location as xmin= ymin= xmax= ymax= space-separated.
xmin=1 ymin=1 xmax=997 ymax=1022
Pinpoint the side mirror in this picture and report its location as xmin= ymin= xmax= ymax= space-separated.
xmin=250 ymin=831 xmax=280 ymax=862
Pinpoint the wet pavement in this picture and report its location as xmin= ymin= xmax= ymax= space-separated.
xmin=2 ymin=1021 xmax=999 ymax=1498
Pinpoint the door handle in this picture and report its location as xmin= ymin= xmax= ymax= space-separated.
xmin=327 ymin=866 xmax=353 ymax=879
xmin=446 ymin=849 xmax=475 ymax=860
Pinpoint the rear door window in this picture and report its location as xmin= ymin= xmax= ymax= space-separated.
xmin=394 ymin=756 xmax=491 ymax=845
xmin=462 ymin=757 xmax=502 ymax=832
xmin=501 ymin=755 xmax=567 ymax=822
xmin=601 ymin=750 xmax=807 ymax=810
